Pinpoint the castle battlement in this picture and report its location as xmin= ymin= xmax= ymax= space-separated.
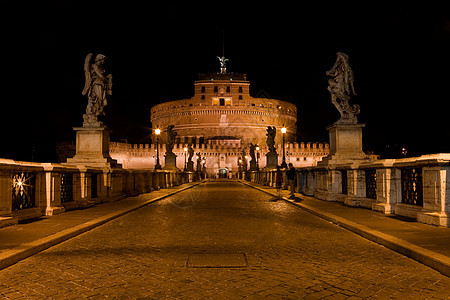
xmin=107 ymin=141 xmax=329 ymax=172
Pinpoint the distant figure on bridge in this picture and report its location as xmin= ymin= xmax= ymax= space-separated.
xmin=286 ymin=163 xmax=296 ymax=199
xmin=275 ymin=166 xmax=283 ymax=199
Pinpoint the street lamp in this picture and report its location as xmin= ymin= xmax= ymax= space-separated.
xmin=256 ymin=145 xmax=260 ymax=170
xmin=184 ymin=147 xmax=188 ymax=171
xmin=155 ymin=128 xmax=161 ymax=170
xmin=281 ymin=125 xmax=287 ymax=168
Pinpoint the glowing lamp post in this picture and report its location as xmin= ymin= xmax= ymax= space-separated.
xmin=256 ymin=146 xmax=260 ymax=170
xmin=155 ymin=128 xmax=161 ymax=170
xmin=281 ymin=125 xmax=287 ymax=168
xmin=184 ymin=147 xmax=188 ymax=171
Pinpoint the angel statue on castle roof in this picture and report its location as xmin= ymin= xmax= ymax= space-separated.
xmin=217 ymin=56 xmax=229 ymax=74
xmin=82 ymin=53 xmax=112 ymax=127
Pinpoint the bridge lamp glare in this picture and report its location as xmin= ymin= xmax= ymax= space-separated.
xmin=154 ymin=127 xmax=162 ymax=170
xmin=281 ymin=127 xmax=287 ymax=134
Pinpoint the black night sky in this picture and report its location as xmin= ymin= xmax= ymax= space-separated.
xmin=2 ymin=2 xmax=450 ymax=161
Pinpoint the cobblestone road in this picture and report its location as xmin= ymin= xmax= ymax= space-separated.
xmin=0 ymin=181 xmax=449 ymax=299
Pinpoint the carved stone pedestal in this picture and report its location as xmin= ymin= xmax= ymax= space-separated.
xmin=315 ymin=123 xmax=371 ymax=202
xmin=249 ymin=160 xmax=257 ymax=171
xmin=66 ymin=127 xmax=119 ymax=168
xmin=321 ymin=123 xmax=368 ymax=165
xmin=186 ymin=161 xmax=194 ymax=172
xmin=265 ymin=152 xmax=278 ymax=169
xmin=164 ymin=152 xmax=177 ymax=170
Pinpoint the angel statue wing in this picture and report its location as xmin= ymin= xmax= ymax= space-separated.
xmin=82 ymin=53 xmax=94 ymax=96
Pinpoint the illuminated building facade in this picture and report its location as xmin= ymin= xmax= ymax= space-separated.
xmin=109 ymin=71 xmax=329 ymax=177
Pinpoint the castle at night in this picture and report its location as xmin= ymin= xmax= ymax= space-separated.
xmin=58 ymin=63 xmax=329 ymax=177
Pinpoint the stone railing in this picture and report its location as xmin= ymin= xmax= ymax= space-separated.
xmin=246 ymin=154 xmax=450 ymax=227
xmin=0 ymin=159 xmax=201 ymax=228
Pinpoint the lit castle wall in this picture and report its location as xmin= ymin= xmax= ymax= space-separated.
xmin=109 ymin=71 xmax=329 ymax=177
xmin=57 ymin=71 xmax=330 ymax=177
xmin=109 ymin=141 xmax=329 ymax=176
xmin=150 ymin=73 xmax=297 ymax=146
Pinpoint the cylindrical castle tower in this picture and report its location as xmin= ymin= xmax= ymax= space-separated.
xmin=150 ymin=72 xmax=297 ymax=149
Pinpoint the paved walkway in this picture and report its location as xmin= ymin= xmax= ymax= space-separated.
xmin=0 ymin=181 xmax=201 ymax=270
xmin=0 ymin=180 xmax=449 ymax=299
xmin=241 ymin=180 xmax=450 ymax=277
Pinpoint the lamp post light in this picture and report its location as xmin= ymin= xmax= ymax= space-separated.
xmin=256 ymin=145 xmax=260 ymax=170
xmin=155 ymin=128 xmax=161 ymax=170
xmin=184 ymin=147 xmax=188 ymax=171
xmin=238 ymin=158 xmax=242 ymax=178
xmin=281 ymin=125 xmax=287 ymax=168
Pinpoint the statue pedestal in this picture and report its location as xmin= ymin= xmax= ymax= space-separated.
xmin=164 ymin=152 xmax=178 ymax=170
xmin=316 ymin=123 xmax=371 ymax=202
xmin=249 ymin=160 xmax=257 ymax=171
xmin=66 ymin=127 xmax=119 ymax=168
xmin=319 ymin=123 xmax=369 ymax=166
xmin=265 ymin=152 xmax=278 ymax=169
xmin=186 ymin=161 xmax=194 ymax=172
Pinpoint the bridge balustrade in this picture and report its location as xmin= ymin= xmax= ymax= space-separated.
xmin=0 ymin=159 xmax=200 ymax=228
xmin=246 ymin=154 xmax=450 ymax=227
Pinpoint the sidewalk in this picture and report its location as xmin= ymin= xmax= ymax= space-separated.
xmin=0 ymin=181 xmax=201 ymax=271
xmin=241 ymin=180 xmax=450 ymax=277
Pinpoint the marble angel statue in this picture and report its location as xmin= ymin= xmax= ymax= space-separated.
xmin=82 ymin=53 xmax=112 ymax=127
xmin=326 ymin=52 xmax=360 ymax=124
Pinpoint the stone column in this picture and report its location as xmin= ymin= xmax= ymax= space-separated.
xmin=372 ymin=166 xmax=399 ymax=214
xmin=344 ymin=169 xmax=366 ymax=207
xmin=303 ymin=171 xmax=316 ymax=196
xmin=314 ymin=169 xmax=340 ymax=201
xmin=0 ymin=165 xmax=17 ymax=227
xmin=418 ymin=165 xmax=450 ymax=226
xmin=73 ymin=167 xmax=95 ymax=208
xmin=42 ymin=165 xmax=66 ymax=215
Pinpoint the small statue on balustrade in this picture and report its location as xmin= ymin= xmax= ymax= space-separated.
xmin=187 ymin=145 xmax=194 ymax=162
xmin=266 ymin=126 xmax=276 ymax=153
xmin=249 ymin=143 xmax=256 ymax=162
xmin=166 ymin=125 xmax=178 ymax=154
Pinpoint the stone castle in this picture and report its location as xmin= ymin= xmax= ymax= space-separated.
xmin=58 ymin=68 xmax=329 ymax=177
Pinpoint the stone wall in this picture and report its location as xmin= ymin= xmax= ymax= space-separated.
xmin=108 ymin=141 xmax=330 ymax=177
xmin=247 ymin=154 xmax=450 ymax=227
xmin=0 ymin=159 xmax=194 ymax=228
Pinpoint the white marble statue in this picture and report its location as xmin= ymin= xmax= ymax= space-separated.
xmin=217 ymin=56 xmax=229 ymax=74
xmin=82 ymin=53 xmax=112 ymax=127
xmin=326 ymin=52 xmax=360 ymax=124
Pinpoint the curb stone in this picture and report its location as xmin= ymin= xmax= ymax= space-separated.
xmin=239 ymin=180 xmax=450 ymax=277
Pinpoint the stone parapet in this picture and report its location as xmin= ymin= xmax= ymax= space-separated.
xmin=246 ymin=153 xmax=450 ymax=227
xmin=0 ymin=159 xmax=196 ymax=227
